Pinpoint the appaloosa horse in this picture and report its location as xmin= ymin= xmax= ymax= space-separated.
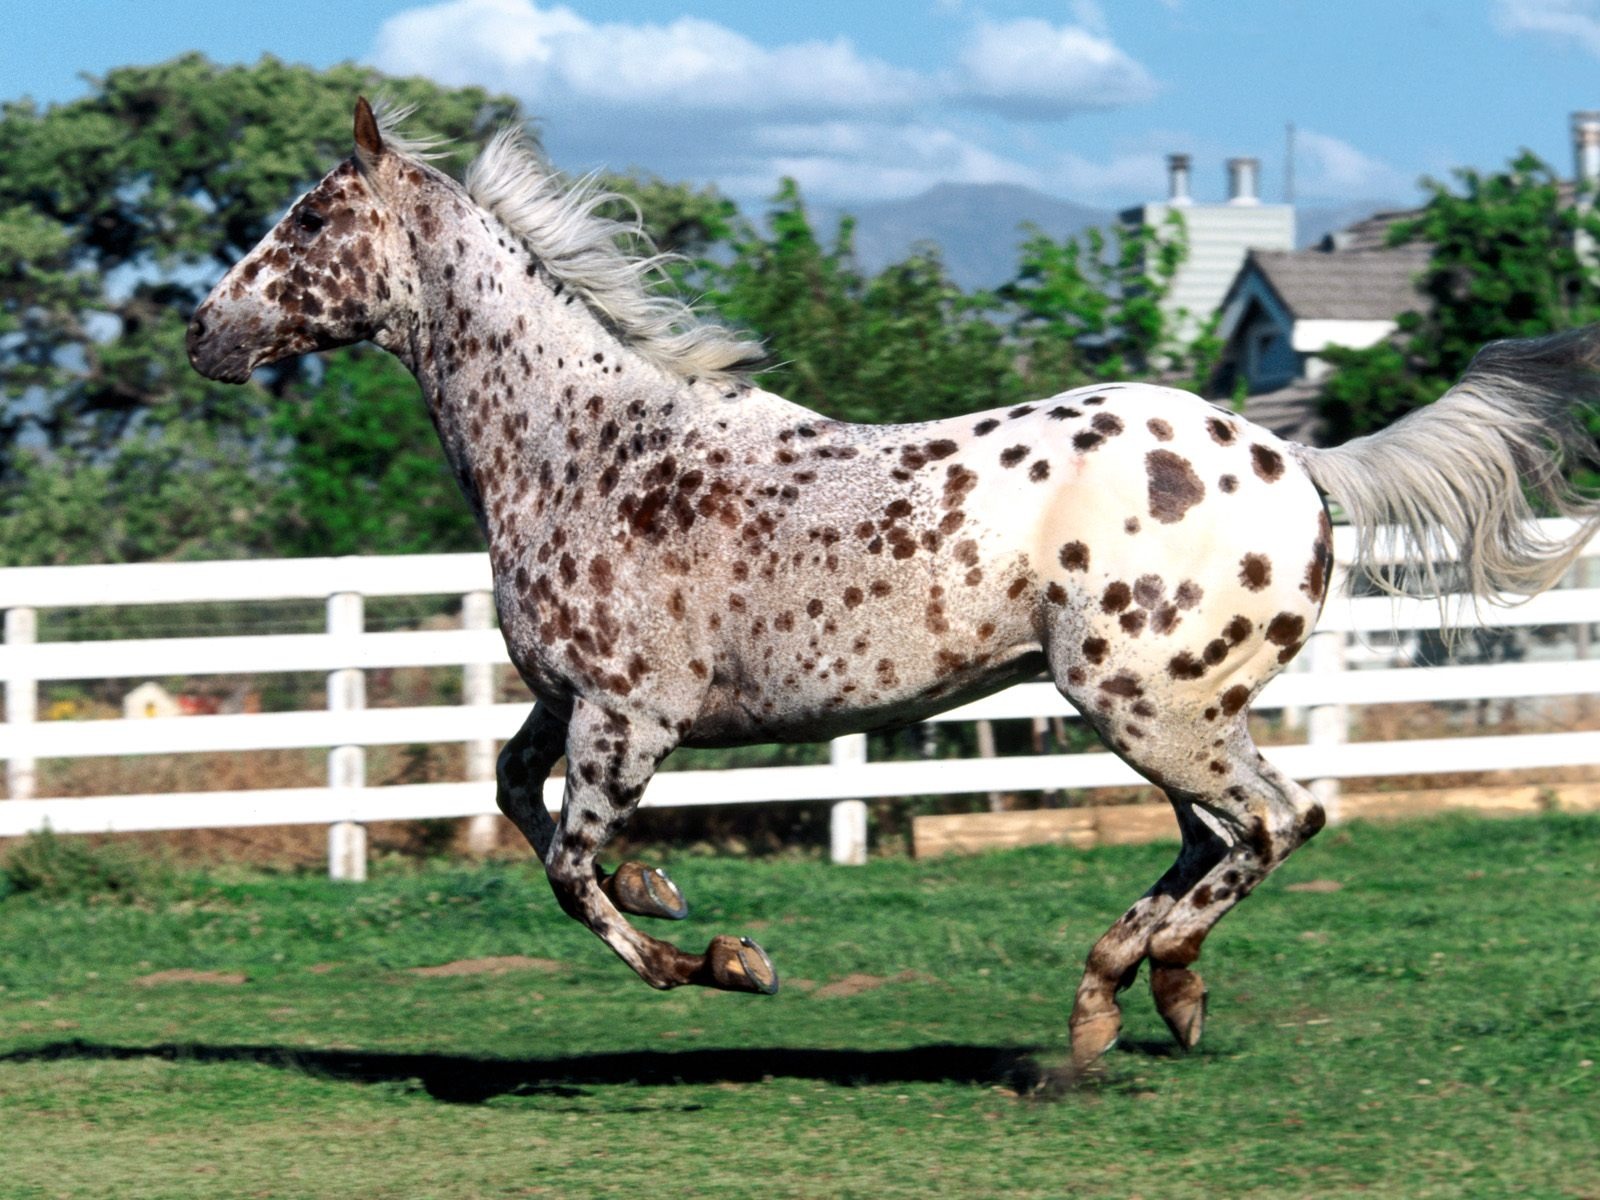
xmin=188 ymin=100 xmax=1600 ymax=1077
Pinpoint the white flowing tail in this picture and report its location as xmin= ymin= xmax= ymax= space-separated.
xmin=1297 ymin=326 xmax=1600 ymax=605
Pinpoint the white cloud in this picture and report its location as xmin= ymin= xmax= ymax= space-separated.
xmin=374 ymin=0 xmax=920 ymax=118
xmin=1292 ymin=129 xmax=1413 ymax=200
xmin=729 ymin=121 xmax=1042 ymax=202
xmin=1493 ymin=0 xmax=1600 ymax=55
xmin=953 ymin=18 xmax=1160 ymax=118
xmin=370 ymin=0 xmax=1166 ymax=204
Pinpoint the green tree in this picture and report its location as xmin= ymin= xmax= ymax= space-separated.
xmin=268 ymin=349 xmax=481 ymax=557
xmin=714 ymin=181 xmax=1024 ymax=424
xmin=0 ymin=421 xmax=270 ymax=566
xmin=0 ymin=55 xmax=1202 ymax=564
xmin=1318 ymin=150 xmax=1600 ymax=441
xmin=0 ymin=56 xmax=789 ymax=564
xmin=0 ymin=55 xmax=522 ymax=562
xmin=0 ymin=54 xmax=520 ymax=459
xmin=709 ymin=179 xmax=1196 ymax=427
xmin=606 ymin=174 xmax=741 ymax=259
xmin=1002 ymin=209 xmax=1213 ymax=396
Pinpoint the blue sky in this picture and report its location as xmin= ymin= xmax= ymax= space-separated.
xmin=8 ymin=0 xmax=1600 ymax=212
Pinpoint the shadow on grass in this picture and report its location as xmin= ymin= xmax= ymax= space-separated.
xmin=1113 ymin=1037 xmax=1187 ymax=1059
xmin=0 ymin=1039 xmax=1045 ymax=1103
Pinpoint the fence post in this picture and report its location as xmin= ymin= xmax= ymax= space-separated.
xmin=828 ymin=734 xmax=868 ymax=865
xmin=5 ymin=607 xmax=36 ymax=801
xmin=1306 ymin=627 xmax=1347 ymax=823
xmin=327 ymin=591 xmax=367 ymax=881
xmin=1280 ymin=650 xmax=1308 ymax=732
xmin=461 ymin=589 xmax=499 ymax=855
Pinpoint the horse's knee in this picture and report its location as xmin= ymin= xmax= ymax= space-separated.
xmin=494 ymin=776 xmax=519 ymax=819
xmin=495 ymin=742 xmax=527 ymax=805
xmin=495 ymin=741 xmax=540 ymax=819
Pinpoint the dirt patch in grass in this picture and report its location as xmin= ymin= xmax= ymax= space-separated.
xmin=812 ymin=969 xmax=932 ymax=998
xmin=405 ymin=955 xmax=565 ymax=978
xmin=1285 ymin=879 xmax=1344 ymax=893
xmin=132 ymin=969 xmax=248 ymax=987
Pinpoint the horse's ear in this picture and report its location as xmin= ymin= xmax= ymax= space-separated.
xmin=354 ymin=96 xmax=384 ymax=161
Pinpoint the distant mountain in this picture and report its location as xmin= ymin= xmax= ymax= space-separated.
xmin=805 ymin=185 xmax=1406 ymax=290
xmin=1294 ymin=200 xmax=1412 ymax=249
xmin=817 ymin=183 xmax=1114 ymax=291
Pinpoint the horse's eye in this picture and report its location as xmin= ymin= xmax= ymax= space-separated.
xmin=296 ymin=208 xmax=326 ymax=235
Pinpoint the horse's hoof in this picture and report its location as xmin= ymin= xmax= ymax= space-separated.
xmin=705 ymin=934 xmax=779 ymax=995
xmin=1151 ymin=964 xmax=1207 ymax=1050
xmin=1068 ymin=1009 xmax=1122 ymax=1069
xmin=604 ymin=861 xmax=689 ymax=920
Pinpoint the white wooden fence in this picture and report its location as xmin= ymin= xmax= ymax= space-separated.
xmin=0 ymin=521 xmax=1597 ymax=876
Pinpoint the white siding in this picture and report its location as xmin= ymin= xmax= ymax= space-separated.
xmin=1291 ymin=318 xmax=1397 ymax=353
xmin=1126 ymin=202 xmax=1296 ymax=343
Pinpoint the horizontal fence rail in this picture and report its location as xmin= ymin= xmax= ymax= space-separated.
xmin=0 ymin=519 xmax=1596 ymax=874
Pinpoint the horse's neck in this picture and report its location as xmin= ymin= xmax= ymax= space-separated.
xmin=392 ymin=195 xmax=816 ymax=537
xmin=393 ymin=200 xmax=673 ymax=510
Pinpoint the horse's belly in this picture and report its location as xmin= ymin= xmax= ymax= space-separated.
xmin=681 ymin=644 xmax=1046 ymax=747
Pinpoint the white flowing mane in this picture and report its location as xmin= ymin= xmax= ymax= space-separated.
xmin=374 ymin=108 xmax=762 ymax=384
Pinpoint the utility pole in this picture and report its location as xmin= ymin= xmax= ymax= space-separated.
xmin=1285 ymin=121 xmax=1296 ymax=205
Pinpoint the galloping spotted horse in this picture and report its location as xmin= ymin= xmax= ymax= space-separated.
xmin=189 ymin=101 xmax=1600 ymax=1079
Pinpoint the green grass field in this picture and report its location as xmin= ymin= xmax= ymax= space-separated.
xmin=2 ymin=813 xmax=1597 ymax=1199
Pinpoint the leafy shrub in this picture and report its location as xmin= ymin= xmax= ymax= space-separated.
xmin=0 ymin=829 xmax=161 ymax=901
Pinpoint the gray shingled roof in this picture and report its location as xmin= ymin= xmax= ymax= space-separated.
xmin=1317 ymin=208 xmax=1421 ymax=252
xmin=1246 ymin=246 xmax=1432 ymax=322
xmin=1228 ymin=382 xmax=1323 ymax=444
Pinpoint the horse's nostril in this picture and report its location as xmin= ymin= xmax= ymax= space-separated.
xmin=191 ymin=315 xmax=207 ymax=340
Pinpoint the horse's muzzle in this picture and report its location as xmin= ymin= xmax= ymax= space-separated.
xmin=185 ymin=305 xmax=255 ymax=384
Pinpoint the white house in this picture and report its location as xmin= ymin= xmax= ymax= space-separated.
xmin=1121 ymin=154 xmax=1297 ymax=345
xmin=123 ymin=681 xmax=180 ymax=720
xmin=1212 ymin=110 xmax=1600 ymax=439
xmin=1214 ymin=243 xmax=1432 ymax=394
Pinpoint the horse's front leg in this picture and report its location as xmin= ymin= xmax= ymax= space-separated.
xmin=495 ymin=701 xmax=567 ymax=858
xmin=497 ymin=701 xmax=688 ymax=921
xmin=545 ymin=698 xmax=778 ymax=994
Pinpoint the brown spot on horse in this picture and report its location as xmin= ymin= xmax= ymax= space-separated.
xmin=1239 ymin=554 xmax=1272 ymax=590
xmin=1146 ymin=450 xmax=1205 ymax=524
xmin=1251 ymin=443 xmax=1285 ymax=482
xmin=1059 ymin=541 xmax=1090 ymax=572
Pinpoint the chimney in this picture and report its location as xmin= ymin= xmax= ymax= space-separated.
xmin=1227 ymin=157 xmax=1260 ymax=205
xmin=1573 ymin=111 xmax=1600 ymax=193
xmin=1167 ymin=153 xmax=1193 ymax=205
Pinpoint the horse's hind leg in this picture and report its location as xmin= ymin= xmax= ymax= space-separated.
xmin=497 ymin=702 xmax=688 ymax=921
xmin=1068 ymin=802 xmax=1230 ymax=1067
xmin=1144 ymin=751 xmax=1326 ymax=1049
xmin=1059 ymin=702 xmax=1324 ymax=1072
xmin=541 ymin=698 xmax=778 ymax=995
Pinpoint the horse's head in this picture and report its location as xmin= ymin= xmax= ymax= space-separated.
xmin=188 ymin=98 xmax=420 ymax=383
